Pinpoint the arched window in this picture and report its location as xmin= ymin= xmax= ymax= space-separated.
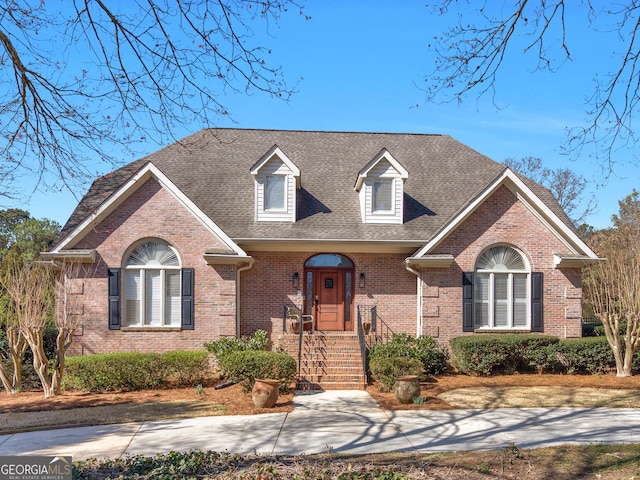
xmin=474 ymin=245 xmax=529 ymax=329
xmin=124 ymin=240 xmax=182 ymax=327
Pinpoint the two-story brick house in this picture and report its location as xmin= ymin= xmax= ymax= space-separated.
xmin=44 ymin=128 xmax=600 ymax=388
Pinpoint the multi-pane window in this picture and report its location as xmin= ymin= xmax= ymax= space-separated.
xmin=265 ymin=175 xmax=285 ymax=210
xmin=124 ymin=240 xmax=181 ymax=327
xmin=474 ymin=246 xmax=529 ymax=329
xmin=372 ymin=178 xmax=393 ymax=212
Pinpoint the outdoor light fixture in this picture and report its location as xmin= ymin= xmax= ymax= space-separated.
xmin=292 ymin=272 xmax=299 ymax=288
xmin=359 ymin=272 xmax=366 ymax=288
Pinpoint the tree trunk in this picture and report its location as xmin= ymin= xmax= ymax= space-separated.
xmin=0 ymin=364 xmax=16 ymax=394
xmin=22 ymin=327 xmax=56 ymax=398
xmin=5 ymin=326 xmax=28 ymax=391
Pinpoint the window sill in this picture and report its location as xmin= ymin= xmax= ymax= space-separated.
xmin=121 ymin=326 xmax=182 ymax=332
xmin=474 ymin=329 xmax=532 ymax=334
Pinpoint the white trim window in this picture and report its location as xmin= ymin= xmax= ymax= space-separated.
xmin=264 ymin=174 xmax=286 ymax=211
xmin=474 ymin=246 xmax=530 ymax=329
xmin=372 ymin=178 xmax=393 ymax=213
xmin=124 ymin=240 xmax=182 ymax=327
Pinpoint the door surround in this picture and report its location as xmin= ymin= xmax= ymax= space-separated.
xmin=303 ymin=253 xmax=355 ymax=331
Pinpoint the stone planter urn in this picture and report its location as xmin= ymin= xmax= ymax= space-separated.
xmin=252 ymin=378 xmax=280 ymax=408
xmin=290 ymin=320 xmax=300 ymax=334
xmin=393 ymin=375 xmax=421 ymax=404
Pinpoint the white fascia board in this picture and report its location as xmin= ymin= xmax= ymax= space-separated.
xmin=405 ymin=255 xmax=455 ymax=269
xmin=553 ymin=254 xmax=605 ymax=268
xmin=413 ymin=168 xmax=599 ymax=260
xmin=53 ymin=162 xmax=247 ymax=256
xmin=354 ymin=148 xmax=408 ymax=191
xmin=203 ymin=254 xmax=254 ymax=267
xmin=250 ymin=145 xmax=300 ymax=187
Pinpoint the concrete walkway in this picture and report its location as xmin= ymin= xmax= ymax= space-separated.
xmin=1 ymin=390 xmax=640 ymax=461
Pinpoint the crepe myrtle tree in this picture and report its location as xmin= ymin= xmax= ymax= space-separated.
xmin=0 ymin=257 xmax=89 ymax=398
xmin=584 ymin=190 xmax=640 ymax=376
xmin=0 ymin=250 xmax=29 ymax=394
xmin=0 ymin=1 xmax=307 ymax=196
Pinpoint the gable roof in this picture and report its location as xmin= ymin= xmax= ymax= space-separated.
xmin=354 ymin=148 xmax=408 ymax=191
xmin=56 ymin=128 xmax=577 ymax=252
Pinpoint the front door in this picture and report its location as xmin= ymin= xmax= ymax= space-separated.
xmin=304 ymin=265 xmax=354 ymax=331
xmin=316 ymin=269 xmax=343 ymax=330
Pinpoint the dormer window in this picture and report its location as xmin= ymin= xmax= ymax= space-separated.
xmin=251 ymin=145 xmax=300 ymax=222
xmin=265 ymin=175 xmax=286 ymax=210
xmin=355 ymin=149 xmax=408 ymax=224
xmin=373 ymin=178 xmax=393 ymax=213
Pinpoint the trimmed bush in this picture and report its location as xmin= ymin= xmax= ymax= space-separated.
xmin=368 ymin=333 xmax=449 ymax=376
xmin=63 ymin=350 xmax=211 ymax=392
xmin=555 ymin=337 xmax=615 ymax=374
xmin=203 ymin=330 xmax=269 ymax=360
xmin=369 ymin=356 xmax=424 ymax=392
xmin=158 ymin=350 xmax=210 ymax=386
xmin=449 ymin=334 xmax=560 ymax=376
xmin=216 ymin=350 xmax=296 ymax=392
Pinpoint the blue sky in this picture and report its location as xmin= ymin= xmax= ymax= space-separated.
xmin=11 ymin=1 xmax=639 ymax=229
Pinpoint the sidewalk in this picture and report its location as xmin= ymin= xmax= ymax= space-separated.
xmin=1 ymin=390 xmax=640 ymax=461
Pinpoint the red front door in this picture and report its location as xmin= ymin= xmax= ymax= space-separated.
xmin=305 ymin=267 xmax=353 ymax=331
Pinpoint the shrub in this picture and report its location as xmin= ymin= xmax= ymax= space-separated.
xmin=555 ymin=337 xmax=615 ymax=374
xmin=160 ymin=350 xmax=211 ymax=386
xmin=204 ymin=330 xmax=269 ymax=363
xmin=449 ymin=334 xmax=560 ymax=376
xmin=63 ymin=350 xmax=212 ymax=392
xmin=369 ymin=356 xmax=424 ymax=392
xmin=216 ymin=350 xmax=296 ymax=392
xmin=368 ymin=333 xmax=449 ymax=375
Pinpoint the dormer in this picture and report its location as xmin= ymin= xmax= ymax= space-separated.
xmin=250 ymin=145 xmax=300 ymax=222
xmin=355 ymin=149 xmax=408 ymax=224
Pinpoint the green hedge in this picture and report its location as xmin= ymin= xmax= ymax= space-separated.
xmin=369 ymin=356 xmax=424 ymax=392
xmin=449 ymin=334 xmax=640 ymax=376
xmin=203 ymin=330 xmax=269 ymax=359
xmin=368 ymin=333 xmax=449 ymax=376
xmin=62 ymin=350 xmax=211 ymax=392
xmin=216 ymin=350 xmax=296 ymax=392
xmin=449 ymin=334 xmax=561 ymax=376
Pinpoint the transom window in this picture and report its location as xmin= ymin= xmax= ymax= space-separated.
xmin=372 ymin=178 xmax=393 ymax=212
xmin=474 ymin=246 xmax=529 ymax=329
xmin=124 ymin=240 xmax=181 ymax=327
xmin=265 ymin=175 xmax=285 ymax=210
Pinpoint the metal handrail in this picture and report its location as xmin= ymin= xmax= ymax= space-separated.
xmin=283 ymin=305 xmax=314 ymax=378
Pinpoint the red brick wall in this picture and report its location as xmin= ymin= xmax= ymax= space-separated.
xmin=65 ymin=180 xmax=583 ymax=355
xmin=239 ymin=251 xmax=417 ymax=341
xmin=68 ymin=178 xmax=237 ymax=355
xmin=421 ymin=185 xmax=583 ymax=344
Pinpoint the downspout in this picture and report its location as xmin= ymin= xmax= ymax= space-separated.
xmin=236 ymin=260 xmax=254 ymax=338
xmin=405 ymin=259 xmax=422 ymax=338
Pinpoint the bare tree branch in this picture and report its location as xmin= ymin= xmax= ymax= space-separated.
xmin=426 ymin=1 xmax=640 ymax=172
xmin=0 ymin=1 xmax=306 ymax=196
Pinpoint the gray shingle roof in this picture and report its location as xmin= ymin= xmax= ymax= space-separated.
xmin=59 ymin=128 xmax=573 ymax=244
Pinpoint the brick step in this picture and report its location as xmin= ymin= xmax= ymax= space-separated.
xmin=297 ymin=381 xmax=366 ymax=391
xmin=277 ymin=332 xmax=367 ymax=391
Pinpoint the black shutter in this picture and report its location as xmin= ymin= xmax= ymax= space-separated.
xmin=462 ymin=272 xmax=474 ymax=332
xmin=108 ymin=268 xmax=121 ymax=330
xmin=181 ymin=268 xmax=195 ymax=330
xmin=531 ymin=272 xmax=543 ymax=332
